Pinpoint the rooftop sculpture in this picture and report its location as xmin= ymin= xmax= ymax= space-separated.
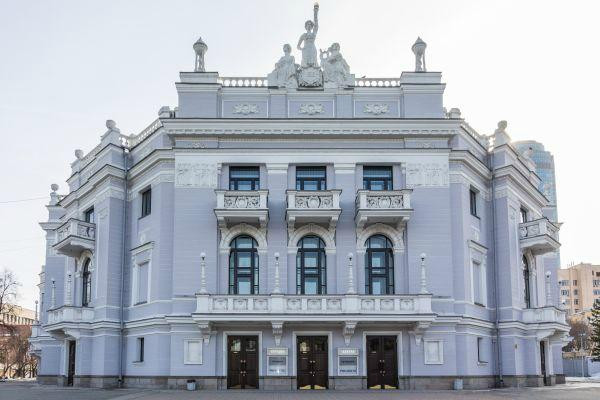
xmin=412 ymin=37 xmax=427 ymax=72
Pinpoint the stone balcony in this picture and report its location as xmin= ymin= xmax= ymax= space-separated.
xmin=53 ymin=218 xmax=96 ymax=257
xmin=192 ymin=293 xmax=435 ymax=344
xmin=522 ymin=306 xmax=566 ymax=325
xmin=355 ymin=189 xmax=413 ymax=229
xmin=45 ymin=305 xmax=94 ymax=326
xmin=519 ymin=217 xmax=560 ymax=256
xmin=214 ymin=190 xmax=269 ymax=228
xmin=286 ymin=190 xmax=342 ymax=230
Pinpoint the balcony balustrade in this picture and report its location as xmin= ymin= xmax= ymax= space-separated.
xmin=194 ymin=293 xmax=434 ymax=323
xmin=519 ymin=218 xmax=560 ymax=255
xmin=53 ymin=218 xmax=96 ymax=257
xmin=286 ymin=190 xmax=342 ymax=230
xmin=214 ymin=190 xmax=269 ymax=228
xmin=355 ymin=189 xmax=413 ymax=229
xmin=45 ymin=305 xmax=94 ymax=326
xmin=522 ymin=306 xmax=566 ymax=325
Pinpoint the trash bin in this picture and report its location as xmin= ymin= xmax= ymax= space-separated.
xmin=187 ymin=379 xmax=196 ymax=391
xmin=453 ymin=379 xmax=463 ymax=390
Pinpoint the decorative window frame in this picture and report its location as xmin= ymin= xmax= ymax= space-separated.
xmin=423 ymin=339 xmax=444 ymax=365
xmin=219 ymin=223 xmax=267 ymax=254
xmin=130 ymin=242 xmax=153 ymax=306
xmin=287 ymin=223 xmax=336 ymax=254
xmin=468 ymin=240 xmax=487 ymax=307
xmin=183 ymin=339 xmax=203 ymax=365
xmin=356 ymin=223 xmax=404 ymax=254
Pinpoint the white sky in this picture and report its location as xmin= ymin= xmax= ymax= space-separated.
xmin=1 ymin=0 xmax=599 ymax=309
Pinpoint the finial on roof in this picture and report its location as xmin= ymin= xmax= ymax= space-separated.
xmin=412 ymin=37 xmax=427 ymax=72
xmin=193 ymin=37 xmax=208 ymax=72
xmin=50 ymin=183 xmax=59 ymax=193
xmin=74 ymin=149 xmax=84 ymax=160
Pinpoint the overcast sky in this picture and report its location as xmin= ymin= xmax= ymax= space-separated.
xmin=1 ymin=0 xmax=598 ymax=309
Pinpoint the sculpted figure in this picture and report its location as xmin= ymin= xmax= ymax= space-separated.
xmin=297 ymin=3 xmax=319 ymax=67
xmin=267 ymin=44 xmax=298 ymax=88
xmin=320 ymin=43 xmax=352 ymax=87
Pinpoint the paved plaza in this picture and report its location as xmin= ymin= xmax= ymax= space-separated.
xmin=2 ymin=381 xmax=600 ymax=400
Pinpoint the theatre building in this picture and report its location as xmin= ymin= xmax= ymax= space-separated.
xmin=30 ymin=6 xmax=568 ymax=390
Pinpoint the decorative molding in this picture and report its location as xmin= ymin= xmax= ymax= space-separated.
xmin=406 ymin=162 xmax=449 ymax=188
xmin=298 ymin=103 xmax=324 ymax=115
xmin=287 ymin=222 xmax=336 ymax=252
xmin=219 ymin=223 xmax=268 ymax=253
xmin=343 ymin=321 xmax=358 ymax=346
xmin=233 ymin=103 xmax=259 ymax=115
xmin=272 ymin=321 xmax=284 ymax=346
xmin=356 ymin=223 xmax=404 ymax=254
xmin=363 ymin=104 xmax=389 ymax=115
xmin=175 ymin=162 xmax=217 ymax=188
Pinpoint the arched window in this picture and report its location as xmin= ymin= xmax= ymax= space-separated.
xmin=296 ymin=236 xmax=327 ymax=295
xmin=229 ymin=235 xmax=259 ymax=294
xmin=522 ymin=255 xmax=531 ymax=308
xmin=365 ymin=235 xmax=394 ymax=295
xmin=82 ymin=258 xmax=92 ymax=307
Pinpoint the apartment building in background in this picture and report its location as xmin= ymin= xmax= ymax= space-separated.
xmin=558 ymin=263 xmax=600 ymax=317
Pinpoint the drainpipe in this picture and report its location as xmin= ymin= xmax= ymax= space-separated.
xmin=489 ymin=148 xmax=503 ymax=386
xmin=118 ymin=146 xmax=129 ymax=387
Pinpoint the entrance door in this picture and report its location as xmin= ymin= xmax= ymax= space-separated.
xmin=297 ymin=336 xmax=328 ymax=389
xmin=366 ymin=336 xmax=398 ymax=389
xmin=540 ymin=341 xmax=548 ymax=385
xmin=227 ymin=336 xmax=259 ymax=389
xmin=67 ymin=341 xmax=76 ymax=386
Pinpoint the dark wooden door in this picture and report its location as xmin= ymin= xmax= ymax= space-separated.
xmin=67 ymin=341 xmax=76 ymax=386
xmin=297 ymin=336 xmax=328 ymax=390
xmin=366 ymin=336 xmax=398 ymax=389
xmin=540 ymin=341 xmax=548 ymax=385
xmin=227 ymin=336 xmax=258 ymax=389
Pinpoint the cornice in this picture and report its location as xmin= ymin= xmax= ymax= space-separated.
xmin=59 ymin=165 xmax=126 ymax=208
xmin=493 ymin=165 xmax=548 ymax=207
xmin=449 ymin=150 xmax=491 ymax=180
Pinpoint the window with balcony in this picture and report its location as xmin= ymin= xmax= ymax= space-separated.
xmin=594 ymin=280 xmax=600 ymax=287
xmin=593 ymin=290 xmax=600 ymax=296
xmin=141 ymin=188 xmax=152 ymax=218
xmin=296 ymin=166 xmax=326 ymax=190
xmin=362 ymin=166 xmax=392 ymax=190
xmin=469 ymin=189 xmax=478 ymax=217
xmin=82 ymin=258 xmax=92 ymax=307
xmin=522 ymin=256 xmax=531 ymax=308
xmin=365 ymin=235 xmax=394 ymax=295
xmin=561 ymin=290 xmax=570 ymax=296
xmin=296 ymin=236 xmax=327 ymax=295
xmin=229 ymin=166 xmax=260 ymax=190
xmin=229 ymin=236 xmax=259 ymax=295
xmin=84 ymin=207 xmax=94 ymax=223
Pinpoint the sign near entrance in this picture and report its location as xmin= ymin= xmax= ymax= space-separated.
xmin=337 ymin=347 xmax=359 ymax=376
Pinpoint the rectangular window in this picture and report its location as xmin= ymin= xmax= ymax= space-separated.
xmin=184 ymin=339 xmax=203 ymax=364
xmin=477 ymin=337 xmax=486 ymax=363
xmin=574 ymin=299 xmax=579 ymax=305
xmin=136 ymin=263 xmax=149 ymax=304
xmin=573 ymin=280 xmax=578 ymax=286
xmin=574 ymin=289 xmax=579 ymax=295
xmin=520 ymin=207 xmax=528 ymax=223
xmin=469 ymin=189 xmax=478 ymax=217
xmin=362 ymin=166 xmax=392 ymax=190
xmin=296 ymin=166 xmax=326 ymax=190
xmin=84 ymin=207 xmax=95 ymax=223
xmin=141 ymin=188 xmax=152 ymax=218
xmin=561 ymin=290 xmax=569 ymax=296
xmin=424 ymin=340 xmax=444 ymax=364
xmin=229 ymin=166 xmax=260 ymax=190
xmin=594 ymin=280 xmax=600 ymax=287
xmin=593 ymin=290 xmax=600 ymax=295
xmin=136 ymin=337 xmax=145 ymax=362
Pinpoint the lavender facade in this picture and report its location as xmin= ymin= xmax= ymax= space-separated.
xmin=30 ymin=9 xmax=568 ymax=391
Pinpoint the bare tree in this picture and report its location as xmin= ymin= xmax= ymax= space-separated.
xmin=562 ymin=317 xmax=592 ymax=352
xmin=0 ymin=269 xmax=21 ymax=333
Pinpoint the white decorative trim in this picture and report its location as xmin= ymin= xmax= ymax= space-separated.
xmin=363 ymin=104 xmax=389 ymax=115
xmin=232 ymin=103 xmax=259 ymax=115
xmin=175 ymin=162 xmax=218 ymax=188
xmin=219 ymin=223 xmax=268 ymax=253
xmin=356 ymin=223 xmax=404 ymax=253
xmin=405 ymin=162 xmax=449 ymax=188
xmin=298 ymin=103 xmax=324 ymax=115
xmin=287 ymin=223 xmax=336 ymax=252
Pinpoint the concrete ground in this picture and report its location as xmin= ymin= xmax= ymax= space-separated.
xmin=1 ymin=380 xmax=600 ymax=400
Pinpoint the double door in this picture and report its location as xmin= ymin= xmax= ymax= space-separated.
xmin=297 ymin=336 xmax=328 ymax=390
xmin=227 ymin=336 xmax=259 ymax=389
xmin=366 ymin=335 xmax=398 ymax=389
